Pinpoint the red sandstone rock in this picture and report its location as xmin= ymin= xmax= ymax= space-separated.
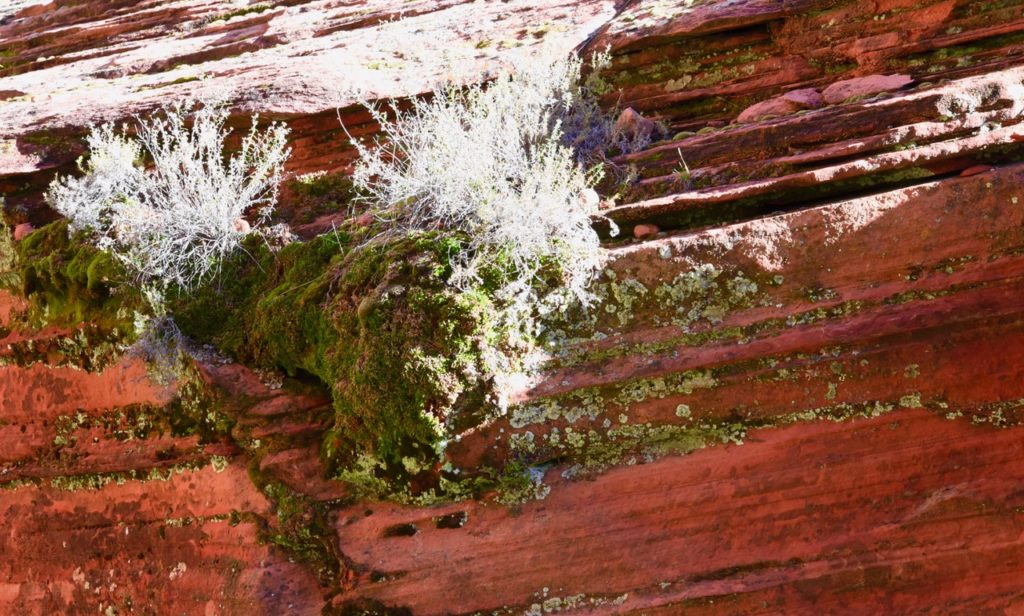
xmin=737 ymin=86 xmax=823 ymax=122
xmin=4 ymin=1 xmax=1024 ymax=613
xmin=0 ymin=462 xmax=323 ymax=615
xmin=333 ymin=409 xmax=1024 ymax=613
xmin=612 ymin=107 xmax=661 ymax=145
xmin=0 ymin=357 xmax=174 ymax=465
xmin=448 ymin=163 xmax=1024 ymax=471
xmin=0 ymin=0 xmax=617 ymax=192
xmin=0 ymin=291 xmax=27 ymax=326
xmin=960 ymin=164 xmax=992 ymax=177
xmin=781 ymin=87 xmax=824 ymax=109
xmin=735 ymin=96 xmax=800 ymax=123
xmin=736 ymin=88 xmax=822 ymax=123
xmin=606 ymin=66 xmax=1024 ymax=226
xmin=821 ymin=73 xmax=913 ymax=104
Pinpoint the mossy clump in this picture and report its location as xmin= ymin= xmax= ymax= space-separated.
xmin=172 ymin=224 xmax=510 ymax=494
xmin=258 ymin=480 xmax=341 ymax=585
xmin=165 ymin=361 xmax=236 ymax=442
xmin=0 ymin=220 xmax=17 ymax=289
xmin=2 ymin=220 xmax=146 ymax=339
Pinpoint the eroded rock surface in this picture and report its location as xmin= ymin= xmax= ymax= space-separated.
xmin=4 ymin=0 xmax=1024 ymax=614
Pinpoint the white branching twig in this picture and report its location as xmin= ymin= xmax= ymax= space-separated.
xmin=350 ymin=52 xmax=618 ymax=318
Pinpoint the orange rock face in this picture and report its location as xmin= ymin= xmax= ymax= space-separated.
xmin=334 ymin=410 xmax=1024 ymax=613
xmin=4 ymin=0 xmax=1024 ymax=614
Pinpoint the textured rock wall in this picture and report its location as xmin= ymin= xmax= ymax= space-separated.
xmin=3 ymin=0 xmax=1024 ymax=614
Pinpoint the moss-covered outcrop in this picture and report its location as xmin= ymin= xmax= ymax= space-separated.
xmin=171 ymin=225 xmax=509 ymax=494
xmin=0 ymin=217 xmax=540 ymax=500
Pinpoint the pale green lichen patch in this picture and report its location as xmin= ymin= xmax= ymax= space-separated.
xmin=4 ymin=457 xmax=222 ymax=492
xmin=553 ymin=420 xmax=747 ymax=476
xmin=652 ymin=264 xmax=761 ymax=329
xmin=967 ymin=398 xmax=1024 ymax=427
xmin=497 ymin=326 xmax=1009 ymax=491
xmin=899 ymin=393 xmax=923 ymax=408
xmin=602 ymin=276 xmax=649 ymax=327
xmin=932 ymin=255 xmax=976 ymax=275
xmin=544 ymin=263 xmax=770 ymax=347
xmin=512 ymin=590 xmax=630 ymax=616
xmin=50 ymin=405 xmax=168 ymax=448
xmin=777 ymin=400 xmax=896 ymax=425
xmin=509 ymin=369 xmax=718 ymax=429
xmin=825 ymin=382 xmax=838 ymax=400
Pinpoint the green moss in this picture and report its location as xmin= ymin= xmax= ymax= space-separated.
xmin=283 ymin=171 xmax=357 ymax=223
xmin=6 ymin=221 xmax=144 ymax=331
xmin=808 ymin=58 xmax=858 ymax=76
xmin=892 ymin=30 xmax=1024 ymax=74
xmin=208 ymin=3 xmax=272 ymax=22
xmin=608 ymin=46 xmax=767 ymax=92
xmin=166 ymin=361 xmax=235 ymax=442
xmin=0 ymin=220 xmax=19 ymax=289
xmin=18 ymin=130 xmax=84 ymax=159
xmin=257 ymin=479 xmax=341 ymax=585
xmin=137 ymin=75 xmax=203 ymax=91
xmin=0 ymin=221 xmax=146 ymax=369
xmin=491 ymin=462 xmax=550 ymax=506
xmin=172 ymin=225 xmax=509 ymax=496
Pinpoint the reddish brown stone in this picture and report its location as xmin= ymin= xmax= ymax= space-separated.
xmin=613 ymin=107 xmax=661 ymax=144
xmin=960 ymin=164 xmax=993 ymax=177
xmin=632 ymin=223 xmax=660 ymax=239
xmin=333 ymin=410 xmax=1024 ymax=613
xmin=821 ymin=74 xmax=913 ymax=104
xmin=780 ymin=87 xmax=824 ymax=109
xmin=12 ymin=222 xmax=32 ymax=240
xmin=736 ymin=88 xmax=823 ymax=123
xmin=735 ymin=96 xmax=800 ymax=124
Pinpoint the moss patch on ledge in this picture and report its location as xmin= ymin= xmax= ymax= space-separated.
xmin=171 ymin=225 xmax=511 ymax=496
xmin=0 ymin=220 xmax=146 ymax=368
xmin=3 ymin=221 xmax=144 ymax=330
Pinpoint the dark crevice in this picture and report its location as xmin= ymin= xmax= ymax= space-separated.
xmin=597 ymin=149 xmax=1024 ymax=240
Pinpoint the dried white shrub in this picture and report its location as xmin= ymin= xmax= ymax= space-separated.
xmin=47 ymin=101 xmax=290 ymax=291
xmin=350 ymin=52 xmax=620 ymax=315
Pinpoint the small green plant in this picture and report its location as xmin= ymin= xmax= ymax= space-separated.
xmin=674 ymin=148 xmax=691 ymax=182
xmin=0 ymin=213 xmax=16 ymax=288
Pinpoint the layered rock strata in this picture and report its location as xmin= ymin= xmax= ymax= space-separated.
xmin=3 ymin=0 xmax=1024 ymax=613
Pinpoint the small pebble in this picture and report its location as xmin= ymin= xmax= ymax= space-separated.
xmin=959 ymin=165 xmax=992 ymax=177
xmin=13 ymin=222 xmax=33 ymax=241
xmin=632 ymin=223 xmax=660 ymax=239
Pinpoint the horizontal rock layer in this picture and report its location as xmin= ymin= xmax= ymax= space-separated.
xmin=334 ymin=408 xmax=1024 ymax=613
